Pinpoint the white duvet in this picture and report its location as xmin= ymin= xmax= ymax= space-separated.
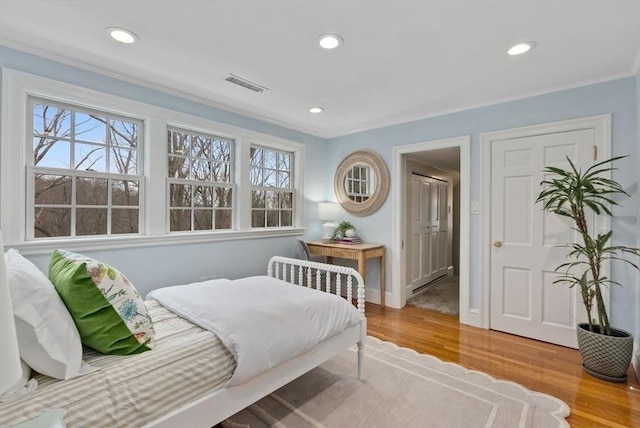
xmin=148 ymin=276 xmax=362 ymax=386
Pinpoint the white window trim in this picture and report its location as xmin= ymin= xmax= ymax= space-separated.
xmin=1 ymin=68 xmax=305 ymax=255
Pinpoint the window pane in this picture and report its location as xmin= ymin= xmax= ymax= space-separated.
xmin=112 ymin=180 xmax=139 ymax=206
xmin=194 ymin=186 xmax=213 ymax=207
xmin=266 ymin=210 xmax=279 ymax=227
xmin=75 ymin=112 xmax=107 ymax=144
xmin=34 ymin=207 xmax=71 ymax=238
xmin=278 ymin=171 xmax=290 ymax=188
xmin=215 ymin=209 xmax=232 ymax=230
xmin=264 ymin=151 xmax=277 ymax=169
xmin=110 ymin=119 xmax=138 ymax=148
xmin=76 ymin=177 xmax=108 ymax=205
xmin=110 ymin=147 xmax=138 ymax=174
xmin=281 ymin=210 xmax=292 ymax=227
xmin=170 ymin=209 xmax=191 ymax=231
xmin=263 ymin=169 xmax=277 ymax=187
xmin=265 ymin=191 xmax=278 ymax=209
xmin=76 ymin=208 xmax=108 ymax=235
xmin=74 ymin=143 xmax=106 ymax=172
xmin=193 ymin=209 xmax=213 ymax=231
xmin=33 ymin=104 xmax=71 ymax=138
xmin=191 ymin=159 xmax=211 ymax=181
xmin=112 ymin=209 xmax=139 ymax=234
xmin=212 ymin=140 xmax=231 ymax=162
xmin=250 ymin=166 xmax=263 ymax=186
xmin=170 ymin=184 xmax=191 ymax=207
xmin=250 ymin=147 xmax=263 ymax=166
xmin=35 ymin=174 xmax=72 ymax=205
xmin=278 ymin=153 xmax=290 ymax=171
xmin=280 ymin=192 xmax=293 ymax=209
xmin=168 ymin=155 xmax=189 ymax=179
xmin=168 ymin=130 xmax=189 ymax=155
xmin=212 ymin=162 xmax=231 ymax=183
xmin=251 ymin=210 xmax=265 ymax=228
xmin=252 ymin=190 xmax=265 ymax=209
xmin=215 ymin=188 xmax=232 ymax=208
xmin=34 ymin=138 xmax=70 ymax=168
xmin=191 ymin=135 xmax=211 ymax=159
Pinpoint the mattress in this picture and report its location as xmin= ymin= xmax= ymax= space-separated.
xmin=0 ymin=300 xmax=235 ymax=427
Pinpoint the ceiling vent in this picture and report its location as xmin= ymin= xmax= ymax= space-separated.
xmin=223 ymin=74 xmax=268 ymax=94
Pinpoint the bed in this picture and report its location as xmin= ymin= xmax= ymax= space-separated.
xmin=0 ymin=255 xmax=366 ymax=428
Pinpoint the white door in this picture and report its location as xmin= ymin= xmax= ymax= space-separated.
xmin=410 ymin=175 xmax=431 ymax=291
xmin=430 ymin=180 xmax=449 ymax=279
xmin=490 ymin=129 xmax=595 ymax=348
xmin=411 ymin=175 xmax=449 ymax=292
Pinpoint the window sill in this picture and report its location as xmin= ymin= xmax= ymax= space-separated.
xmin=8 ymin=228 xmax=306 ymax=256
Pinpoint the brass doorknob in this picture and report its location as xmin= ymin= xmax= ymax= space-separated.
xmin=493 ymin=240 xmax=502 ymax=248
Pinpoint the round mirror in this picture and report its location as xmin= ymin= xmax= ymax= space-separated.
xmin=334 ymin=150 xmax=389 ymax=216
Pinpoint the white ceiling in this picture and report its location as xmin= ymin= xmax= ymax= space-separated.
xmin=1 ymin=1 xmax=639 ymax=139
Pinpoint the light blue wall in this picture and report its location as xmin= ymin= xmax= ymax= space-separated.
xmin=0 ymin=46 xmax=330 ymax=297
xmin=327 ymin=77 xmax=639 ymax=333
xmin=1 ymin=46 xmax=638 ymax=333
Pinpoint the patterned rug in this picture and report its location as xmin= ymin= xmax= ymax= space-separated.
xmin=223 ymin=336 xmax=570 ymax=428
xmin=406 ymin=275 xmax=459 ymax=314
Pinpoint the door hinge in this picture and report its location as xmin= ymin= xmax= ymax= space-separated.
xmin=592 ymin=145 xmax=598 ymax=161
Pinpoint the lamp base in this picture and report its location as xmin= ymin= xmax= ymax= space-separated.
xmin=322 ymin=221 xmax=336 ymax=242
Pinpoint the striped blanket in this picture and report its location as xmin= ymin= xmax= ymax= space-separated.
xmin=0 ymin=301 xmax=235 ymax=427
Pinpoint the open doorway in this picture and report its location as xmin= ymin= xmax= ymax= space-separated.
xmin=391 ymin=136 xmax=471 ymax=325
xmin=405 ymin=151 xmax=460 ymax=314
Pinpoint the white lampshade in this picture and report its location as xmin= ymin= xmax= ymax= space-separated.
xmin=0 ymin=230 xmax=22 ymax=395
xmin=318 ymin=202 xmax=340 ymax=221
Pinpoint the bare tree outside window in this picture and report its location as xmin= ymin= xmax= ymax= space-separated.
xmin=167 ymin=128 xmax=233 ymax=232
xmin=31 ymin=100 xmax=142 ymax=238
xmin=250 ymin=146 xmax=294 ymax=228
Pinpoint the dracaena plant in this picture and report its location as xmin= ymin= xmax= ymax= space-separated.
xmin=535 ymin=155 xmax=640 ymax=336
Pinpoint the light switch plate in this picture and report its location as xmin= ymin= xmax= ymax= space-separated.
xmin=471 ymin=201 xmax=480 ymax=215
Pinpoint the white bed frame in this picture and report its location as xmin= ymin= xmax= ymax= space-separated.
xmin=145 ymin=256 xmax=367 ymax=428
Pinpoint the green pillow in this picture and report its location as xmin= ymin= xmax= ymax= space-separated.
xmin=49 ymin=249 xmax=155 ymax=355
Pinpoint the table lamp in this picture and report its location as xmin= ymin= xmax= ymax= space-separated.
xmin=318 ymin=202 xmax=340 ymax=242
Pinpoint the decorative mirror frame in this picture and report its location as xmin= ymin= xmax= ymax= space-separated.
xmin=334 ymin=149 xmax=390 ymax=216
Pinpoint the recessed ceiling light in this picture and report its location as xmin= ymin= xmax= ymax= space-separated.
xmin=309 ymin=107 xmax=324 ymax=114
xmin=106 ymin=27 xmax=139 ymax=44
xmin=318 ymin=34 xmax=343 ymax=50
xmin=508 ymin=41 xmax=536 ymax=56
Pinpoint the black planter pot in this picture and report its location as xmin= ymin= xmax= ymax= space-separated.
xmin=576 ymin=323 xmax=633 ymax=382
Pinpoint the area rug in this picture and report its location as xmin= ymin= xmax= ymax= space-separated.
xmin=407 ymin=275 xmax=459 ymax=314
xmin=224 ymin=336 xmax=570 ymax=428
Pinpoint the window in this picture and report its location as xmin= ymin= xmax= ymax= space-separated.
xmin=250 ymin=146 xmax=294 ymax=228
xmin=28 ymin=98 xmax=143 ymax=239
xmin=2 ymin=69 xmax=304 ymax=250
xmin=167 ymin=127 xmax=233 ymax=232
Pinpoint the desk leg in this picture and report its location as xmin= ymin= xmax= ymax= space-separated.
xmin=380 ymin=252 xmax=385 ymax=308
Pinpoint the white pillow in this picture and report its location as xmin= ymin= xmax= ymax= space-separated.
xmin=5 ymin=249 xmax=94 ymax=379
xmin=0 ymin=360 xmax=38 ymax=402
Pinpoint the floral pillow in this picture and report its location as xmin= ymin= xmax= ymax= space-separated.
xmin=48 ymin=249 xmax=155 ymax=355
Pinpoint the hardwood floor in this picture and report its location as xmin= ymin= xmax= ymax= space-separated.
xmin=365 ymin=303 xmax=640 ymax=428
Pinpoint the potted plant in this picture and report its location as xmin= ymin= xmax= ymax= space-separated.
xmin=332 ymin=221 xmax=356 ymax=241
xmin=536 ymin=155 xmax=640 ymax=382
